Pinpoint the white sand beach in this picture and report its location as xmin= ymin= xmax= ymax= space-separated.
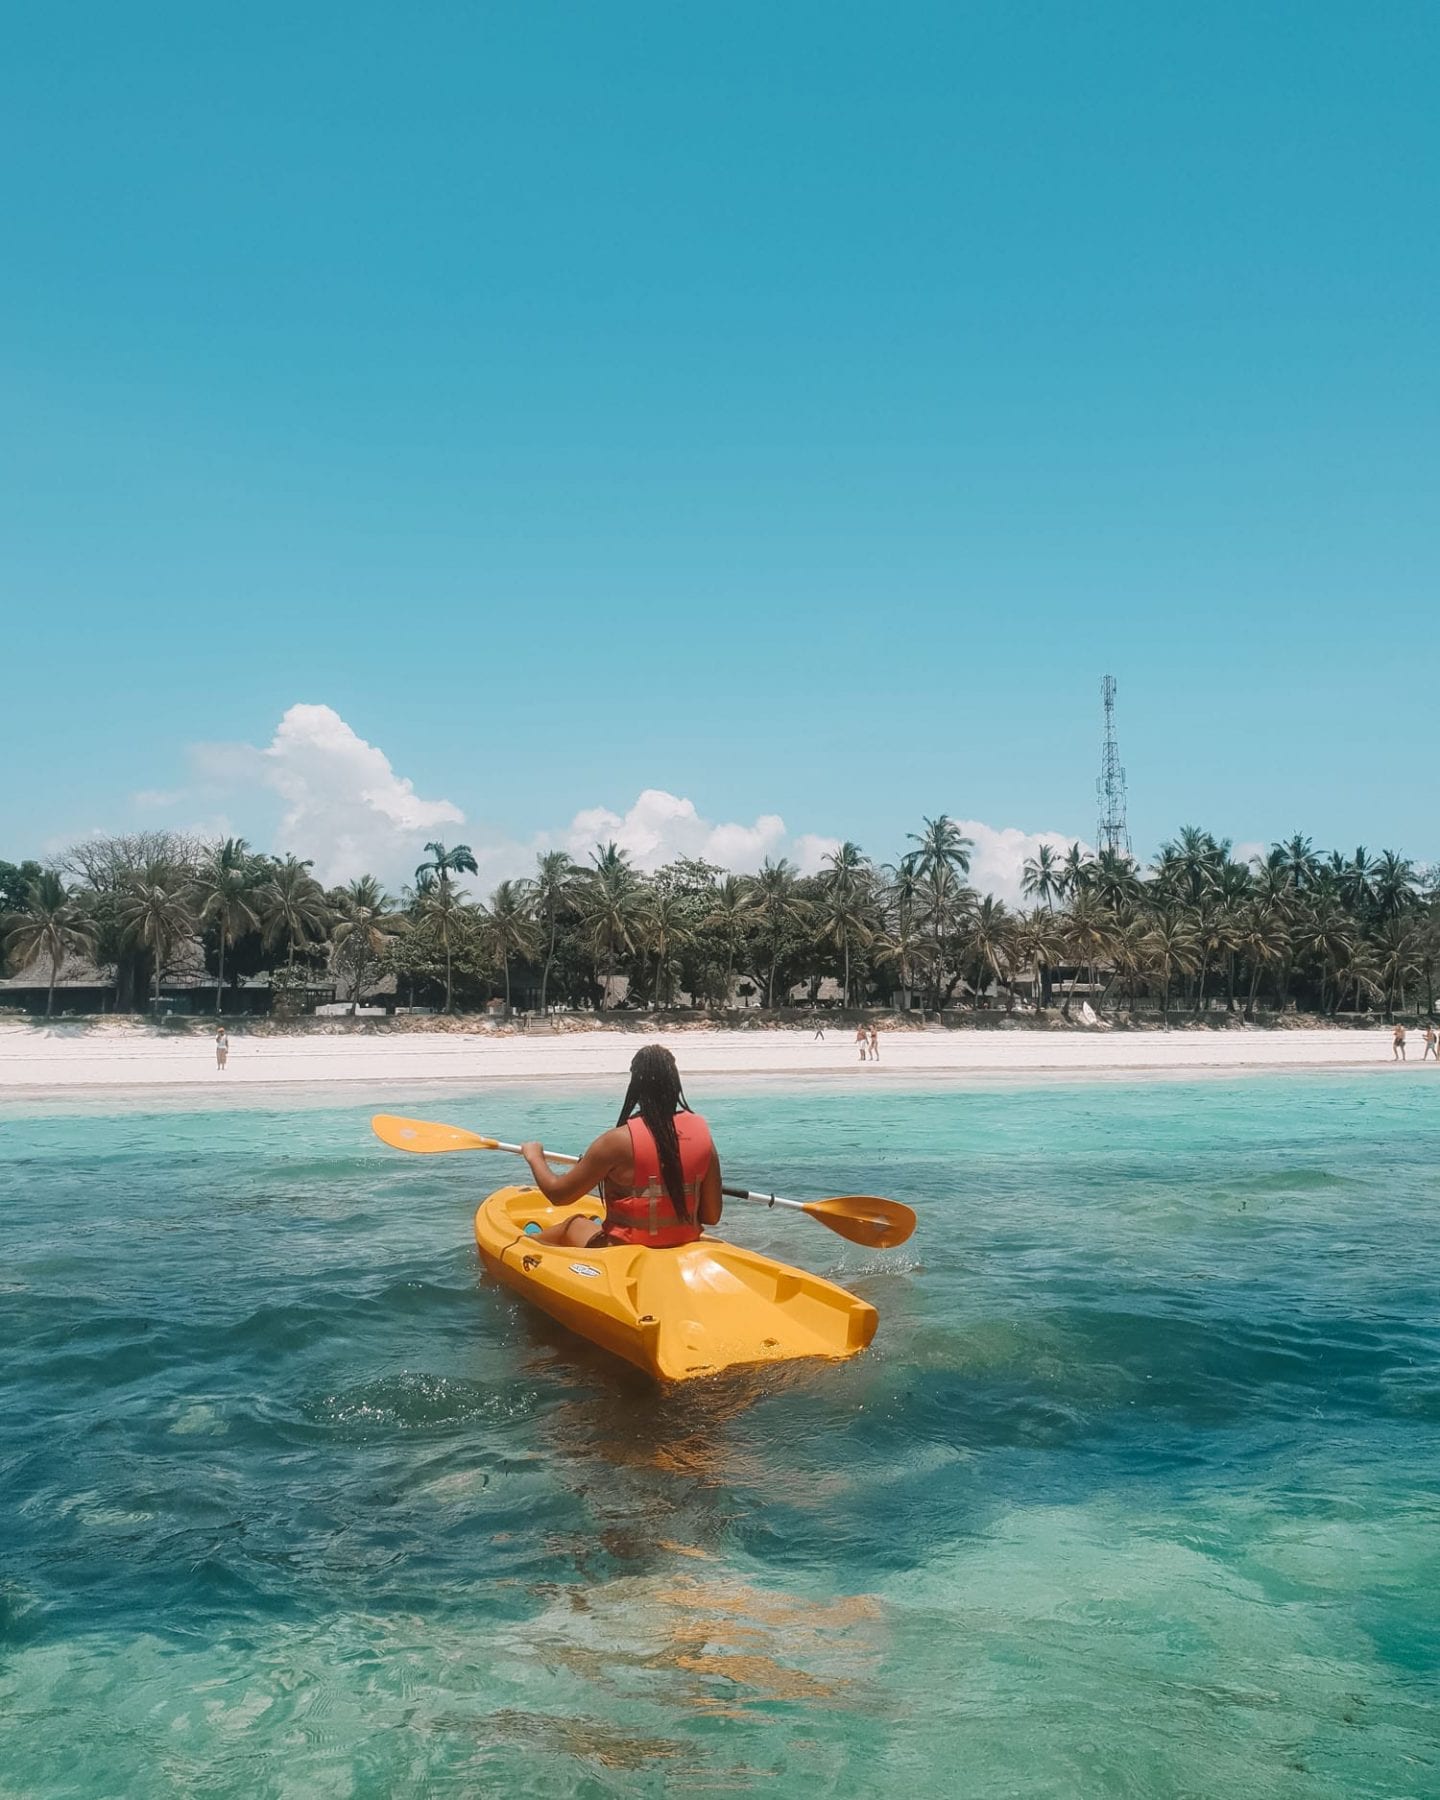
xmin=0 ymin=1018 xmax=1426 ymax=1096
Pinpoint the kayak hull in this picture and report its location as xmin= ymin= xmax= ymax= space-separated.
xmin=474 ymin=1185 xmax=878 ymax=1382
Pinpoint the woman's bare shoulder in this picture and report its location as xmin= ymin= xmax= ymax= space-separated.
xmin=589 ymin=1124 xmax=631 ymax=1156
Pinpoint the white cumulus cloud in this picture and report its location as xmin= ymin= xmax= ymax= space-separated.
xmin=192 ymin=703 xmax=463 ymax=886
xmin=955 ymin=820 xmax=1087 ymax=906
xmin=558 ymin=789 xmax=787 ymax=874
xmin=791 ymin=833 xmax=844 ymax=876
xmin=176 ymin=703 xmax=1081 ymax=902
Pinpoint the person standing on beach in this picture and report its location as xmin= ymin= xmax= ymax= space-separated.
xmin=215 ymin=1027 xmax=229 ymax=1071
xmin=813 ymin=1014 xmax=825 ymax=1041
xmin=868 ymin=1025 xmax=880 ymax=1061
xmin=1424 ymin=1024 xmax=1437 ymax=1061
xmin=855 ymin=1026 xmax=868 ymax=1062
xmin=1392 ymin=1023 xmax=1406 ymax=1062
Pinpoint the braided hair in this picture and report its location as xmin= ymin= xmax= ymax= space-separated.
xmin=616 ymin=1044 xmax=694 ymax=1221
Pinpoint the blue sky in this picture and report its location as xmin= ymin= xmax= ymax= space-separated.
xmin=2 ymin=3 xmax=1436 ymax=891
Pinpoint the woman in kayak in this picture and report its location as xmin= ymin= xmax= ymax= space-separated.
xmin=520 ymin=1044 xmax=722 ymax=1249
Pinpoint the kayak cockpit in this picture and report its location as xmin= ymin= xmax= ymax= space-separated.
xmin=474 ymin=1184 xmax=877 ymax=1381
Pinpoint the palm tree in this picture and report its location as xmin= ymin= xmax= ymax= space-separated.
xmin=1415 ymin=905 xmax=1440 ymax=1020
xmin=479 ymin=879 xmax=540 ymax=1015
xmin=194 ymin=839 xmax=261 ymax=1014
xmin=1336 ymin=937 xmax=1383 ymax=1016
xmin=907 ymin=815 xmax=974 ymax=880
xmin=1061 ymin=896 xmax=1112 ymax=1018
xmin=257 ymin=856 xmax=331 ymax=971
xmin=331 ymin=876 xmax=402 ymax=1013
xmin=1091 ymin=848 xmax=1140 ymax=914
xmin=589 ymin=841 xmax=632 ymax=882
xmin=820 ymin=842 xmax=874 ymax=1006
xmin=1249 ymin=848 xmax=1315 ymax=1010
xmin=750 ymin=858 xmax=811 ymax=1008
xmin=1021 ymin=844 xmax=1063 ymax=910
xmin=1149 ymin=841 xmax=1183 ymax=902
xmin=701 ymin=874 xmax=755 ymax=1008
xmin=636 ymin=888 xmax=695 ymax=1009
xmin=930 ymin=864 xmax=981 ymax=1010
xmin=880 ymin=856 xmax=925 ymax=1009
xmin=907 ymin=817 xmax=975 ymax=998
xmin=1372 ymin=851 xmax=1417 ymax=922
xmin=1060 ymin=841 xmax=1093 ymax=901
xmin=1101 ymin=910 xmax=1149 ymax=1013
xmin=1013 ymin=907 xmax=1066 ymax=1011
xmin=1273 ymin=834 xmax=1320 ymax=894
xmin=3 ymin=871 xmax=97 ymax=1017
xmin=1373 ymin=917 xmax=1422 ymax=1020
xmin=576 ymin=845 xmax=644 ymax=1007
xmin=1295 ymin=898 xmax=1354 ymax=1017
xmin=117 ymin=861 xmax=197 ymax=1013
xmin=1189 ymin=895 xmax=1236 ymax=1014
xmin=1141 ymin=911 xmax=1200 ymax=1023
xmin=824 ymin=840 xmax=869 ymax=889
xmin=1248 ymin=846 xmax=1288 ymax=907
xmin=416 ymin=879 xmax=474 ymax=1014
xmin=414 ymin=841 xmax=478 ymax=896
xmin=1233 ymin=902 xmax=1290 ymax=1019
xmin=1186 ymin=827 xmax=1228 ymax=901
xmin=1212 ymin=859 xmax=1254 ymax=1010
xmin=814 ymin=878 xmax=875 ymax=1009
xmin=966 ymin=895 xmax=1015 ymax=1010
xmin=1338 ymin=847 xmax=1378 ymax=915
xmin=523 ymin=850 xmax=578 ymax=1017
xmin=872 ymin=914 xmax=925 ymax=1012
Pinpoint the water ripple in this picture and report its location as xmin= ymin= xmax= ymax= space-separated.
xmin=4 ymin=1073 xmax=1440 ymax=1795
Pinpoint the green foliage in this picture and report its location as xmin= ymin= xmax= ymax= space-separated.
xmin=0 ymin=860 xmax=44 ymax=915
xmin=331 ymin=876 xmax=403 ymax=1010
xmin=257 ymin=856 xmax=333 ymax=968
xmin=23 ymin=820 xmax=1440 ymax=1023
xmin=194 ymin=839 xmax=265 ymax=1014
xmin=2 ymin=870 xmax=98 ymax=1016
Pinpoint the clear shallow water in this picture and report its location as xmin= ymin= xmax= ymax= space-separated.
xmin=3 ymin=1074 xmax=1440 ymax=1798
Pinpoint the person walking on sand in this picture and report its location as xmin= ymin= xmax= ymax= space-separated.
xmin=868 ymin=1024 xmax=880 ymax=1062
xmin=855 ymin=1026 xmax=868 ymax=1062
xmin=1393 ymin=1023 xmax=1406 ymax=1062
xmin=215 ymin=1027 xmax=229 ymax=1072
xmin=1424 ymin=1024 xmax=1437 ymax=1062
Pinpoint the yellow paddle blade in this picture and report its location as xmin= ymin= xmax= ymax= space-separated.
xmin=372 ymin=1114 xmax=499 ymax=1155
xmin=802 ymin=1196 xmax=916 ymax=1249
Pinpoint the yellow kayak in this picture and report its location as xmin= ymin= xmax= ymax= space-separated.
xmin=474 ymin=1185 xmax=879 ymax=1382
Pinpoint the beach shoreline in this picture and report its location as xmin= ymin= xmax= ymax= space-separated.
xmin=0 ymin=1017 xmax=1426 ymax=1099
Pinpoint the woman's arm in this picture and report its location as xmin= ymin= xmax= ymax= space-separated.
xmin=519 ymin=1128 xmax=627 ymax=1206
xmin=698 ymin=1151 xmax=723 ymax=1227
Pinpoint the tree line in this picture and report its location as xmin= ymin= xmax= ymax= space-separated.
xmin=2 ymin=819 xmax=1438 ymax=1020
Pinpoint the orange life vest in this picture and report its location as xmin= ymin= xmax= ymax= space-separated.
xmin=604 ymin=1112 xmax=712 ymax=1247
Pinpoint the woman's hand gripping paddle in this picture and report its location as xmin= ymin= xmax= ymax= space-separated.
xmin=370 ymin=1113 xmax=916 ymax=1250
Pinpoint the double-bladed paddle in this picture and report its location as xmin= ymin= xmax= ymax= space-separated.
xmin=371 ymin=1112 xmax=916 ymax=1249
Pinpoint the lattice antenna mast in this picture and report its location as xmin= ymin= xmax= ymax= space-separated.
xmin=1096 ymin=675 xmax=1131 ymax=858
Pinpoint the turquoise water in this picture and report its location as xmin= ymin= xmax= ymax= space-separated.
xmin=3 ymin=1074 xmax=1440 ymax=1797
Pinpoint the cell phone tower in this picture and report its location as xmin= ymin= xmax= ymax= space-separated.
xmin=1096 ymin=675 xmax=1131 ymax=858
